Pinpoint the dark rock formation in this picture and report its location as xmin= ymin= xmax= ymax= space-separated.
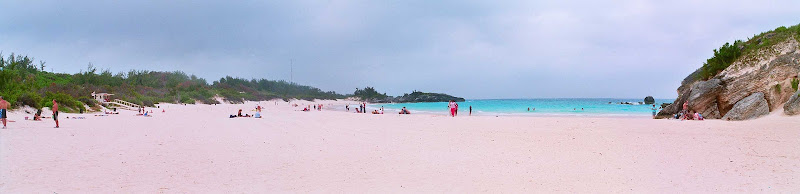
xmin=392 ymin=91 xmax=465 ymax=103
xmin=644 ymin=96 xmax=655 ymax=104
xmin=784 ymin=89 xmax=800 ymax=115
xmin=363 ymin=91 xmax=465 ymax=103
xmin=721 ymin=93 xmax=770 ymax=121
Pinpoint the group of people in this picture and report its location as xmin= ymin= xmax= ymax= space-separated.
xmin=399 ymin=107 xmax=411 ymax=114
xmin=231 ymin=105 xmax=262 ymax=118
xmin=347 ymin=102 xmax=369 ymax=113
xmin=447 ymin=100 xmax=472 ymax=116
xmin=303 ymin=104 xmax=324 ymax=112
xmin=676 ymin=101 xmax=704 ymax=120
xmin=137 ymin=107 xmax=154 ymax=117
xmin=371 ymin=106 xmax=384 ymax=114
xmin=0 ymin=96 xmax=60 ymax=129
xmin=661 ymin=101 xmax=704 ymax=120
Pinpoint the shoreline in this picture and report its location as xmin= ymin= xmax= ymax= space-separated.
xmin=365 ymin=103 xmax=655 ymax=118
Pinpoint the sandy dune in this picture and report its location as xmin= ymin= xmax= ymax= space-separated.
xmin=1 ymin=100 xmax=798 ymax=193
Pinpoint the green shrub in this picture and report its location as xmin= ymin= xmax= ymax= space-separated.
xmin=698 ymin=41 xmax=743 ymax=80
xmin=179 ymin=95 xmax=195 ymax=104
xmin=42 ymin=92 xmax=84 ymax=112
xmin=775 ymin=84 xmax=782 ymax=94
xmin=792 ymin=78 xmax=799 ymax=92
xmin=77 ymin=96 xmax=96 ymax=107
xmin=17 ymin=92 xmax=43 ymax=109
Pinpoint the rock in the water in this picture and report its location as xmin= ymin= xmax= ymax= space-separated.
xmin=784 ymin=89 xmax=800 ymax=115
xmin=722 ymin=92 xmax=770 ymax=121
xmin=687 ymin=79 xmax=723 ymax=119
xmin=644 ymin=96 xmax=655 ymax=104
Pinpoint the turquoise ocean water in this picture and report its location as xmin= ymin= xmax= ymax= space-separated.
xmin=370 ymin=98 xmax=674 ymax=117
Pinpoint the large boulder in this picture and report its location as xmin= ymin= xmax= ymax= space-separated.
xmin=722 ymin=92 xmax=770 ymax=121
xmin=656 ymin=68 xmax=703 ymax=119
xmin=784 ymin=89 xmax=800 ymax=115
xmin=687 ymin=79 xmax=723 ymax=119
xmin=644 ymin=96 xmax=655 ymax=104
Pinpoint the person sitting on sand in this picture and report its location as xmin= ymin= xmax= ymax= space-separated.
xmin=695 ymin=112 xmax=704 ymax=120
xmin=680 ymin=101 xmax=690 ymax=120
xmin=238 ymin=109 xmax=244 ymax=117
xmin=254 ymin=111 xmax=262 ymax=118
xmin=399 ymin=107 xmax=410 ymax=114
xmin=372 ymin=110 xmax=380 ymax=114
xmin=34 ymin=109 xmax=42 ymax=121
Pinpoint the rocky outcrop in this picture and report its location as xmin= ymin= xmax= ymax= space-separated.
xmin=644 ymin=96 xmax=655 ymax=104
xmin=716 ymin=50 xmax=800 ymax=116
xmin=656 ymin=68 xmax=702 ymax=119
xmin=687 ymin=79 xmax=724 ymax=119
xmin=392 ymin=91 xmax=465 ymax=103
xmin=784 ymin=89 xmax=800 ymax=115
xmin=364 ymin=91 xmax=465 ymax=103
xmin=722 ymin=93 xmax=770 ymax=121
xmin=658 ymin=29 xmax=800 ymax=120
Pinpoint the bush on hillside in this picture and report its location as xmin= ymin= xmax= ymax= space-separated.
xmin=698 ymin=40 xmax=743 ymax=80
xmin=18 ymin=92 xmax=43 ymax=109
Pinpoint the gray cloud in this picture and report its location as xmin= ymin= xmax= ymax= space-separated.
xmin=2 ymin=0 xmax=799 ymax=99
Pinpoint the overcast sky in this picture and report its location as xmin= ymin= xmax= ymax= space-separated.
xmin=1 ymin=0 xmax=798 ymax=99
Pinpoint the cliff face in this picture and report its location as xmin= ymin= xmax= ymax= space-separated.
xmin=658 ymin=30 xmax=800 ymax=120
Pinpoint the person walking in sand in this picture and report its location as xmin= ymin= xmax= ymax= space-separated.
xmin=52 ymin=99 xmax=60 ymax=128
xmin=469 ymin=106 xmax=472 ymax=116
xmin=0 ymin=96 xmax=9 ymax=129
xmin=448 ymin=100 xmax=457 ymax=117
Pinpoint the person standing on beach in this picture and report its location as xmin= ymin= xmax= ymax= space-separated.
xmin=52 ymin=99 xmax=60 ymax=128
xmin=455 ymin=101 xmax=459 ymax=116
xmin=448 ymin=100 xmax=456 ymax=117
xmin=0 ymin=96 xmax=9 ymax=129
xmin=469 ymin=106 xmax=472 ymax=116
xmin=651 ymin=104 xmax=660 ymax=119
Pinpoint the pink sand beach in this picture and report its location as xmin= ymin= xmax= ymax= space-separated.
xmin=1 ymin=100 xmax=798 ymax=192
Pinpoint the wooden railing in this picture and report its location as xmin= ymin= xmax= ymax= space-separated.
xmin=100 ymin=99 xmax=142 ymax=110
xmin=113 ymin=99 xmax=140 ymax=109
